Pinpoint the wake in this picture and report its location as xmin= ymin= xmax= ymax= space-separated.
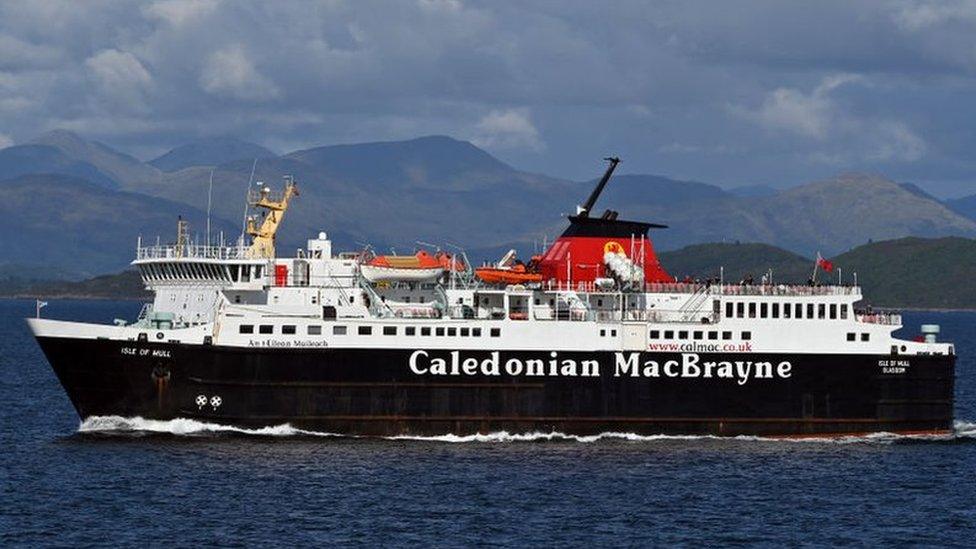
xmin=78 ymin=416 xmax=976 ymax=444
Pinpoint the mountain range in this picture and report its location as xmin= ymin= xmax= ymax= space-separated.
xmin=1 ymin=129 xmax=975 ymax=279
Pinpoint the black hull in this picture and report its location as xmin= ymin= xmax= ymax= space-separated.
xmin=35 ymin=337 xmax=955 ymax=437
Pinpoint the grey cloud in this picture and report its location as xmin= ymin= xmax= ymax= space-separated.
xmin=0 ymin=0 xmax=974 ymax=196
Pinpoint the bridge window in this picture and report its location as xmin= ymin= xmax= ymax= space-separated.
xmin=239 ymin=325 xmax=254 ymax=334
xmin=259 ymin=325 xmax=273 ymax=334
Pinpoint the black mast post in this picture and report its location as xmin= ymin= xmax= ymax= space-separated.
xmin=578 ymin=156 xmax=620 ymax=218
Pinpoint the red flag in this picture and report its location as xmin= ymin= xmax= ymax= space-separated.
xmin=817 ymin=256 xmax=834 ymax=273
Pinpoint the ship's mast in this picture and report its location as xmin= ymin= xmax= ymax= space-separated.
xmin=245 ymin=176 xmax=299 ymax=258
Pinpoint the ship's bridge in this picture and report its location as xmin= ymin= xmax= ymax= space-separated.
xmin=133 ymin=242 xmax=268 ymax=289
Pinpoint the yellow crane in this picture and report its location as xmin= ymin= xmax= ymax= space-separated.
xmin=245 ymin=176 xmax=299 ymax=258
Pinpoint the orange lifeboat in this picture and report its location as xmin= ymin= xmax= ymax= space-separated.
xmin=475 ymin=250 xmax=542 ymax=285
xmin=361 ymin=250 xmax=444 ymax=283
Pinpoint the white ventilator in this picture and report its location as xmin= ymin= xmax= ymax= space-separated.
xmin=604 ymin=251 xmax=644 ymax=283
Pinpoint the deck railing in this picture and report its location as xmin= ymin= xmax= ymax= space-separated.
xmin=541 ymin=280 xmax=861 ymax=297
xmin=135 ymin=244 xmax=252 ymax=261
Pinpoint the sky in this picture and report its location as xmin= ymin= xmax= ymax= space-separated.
xmin=1 ymin=0 xmax=976 ymax=197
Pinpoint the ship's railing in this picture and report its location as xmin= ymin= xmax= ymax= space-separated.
xmin=541 ymin=280 xmax=861 ymax=297
xmin=135 ymin=244 xmax=251 ymax=261
xmin=856 ymin=313 xmax=902 ymax=326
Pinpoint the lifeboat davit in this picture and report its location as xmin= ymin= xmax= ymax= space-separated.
xmin=361 ymin=250 xmax=444 ymax=283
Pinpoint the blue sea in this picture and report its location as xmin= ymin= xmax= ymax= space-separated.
xmin=1 ymin=299 xmax=974 ymax=547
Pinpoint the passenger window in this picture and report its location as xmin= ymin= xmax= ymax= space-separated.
xmin=383 ymin=326 xmax=396 ymax=336
xmin=600 ymin=329 xmax=606 ymax=337
xmin=421 ymin=327 xmax=431 ymax=336
xmin=649 ymin=330 xmax=659 ymax=339
xmin=259 ymin=325 xmax=273 ymax=334
xmin=239 ymin=325 xmax=254 ymax=334
xmin=664 ymin=330 xmax=674 ymax=339
xmin=725 ymin=302 xmax=733 ymax=318
xmin=333 ymin=326 xmax=347 ymax=335
xmin=405 ymin=327 xmax=416 ymax=336
xmin=358 ymin=326 xmax=372 ymax=335
xmin=818 ymin=304 xmax=826 ymax=319
xmin=307 ymin=325 xmax=322 ymax=335
xmin=784 ymin=304 xmax=791 ymax=319
xmin=708 ymin=331 xmax=718 ymax=340
xmin=490 ymin=328 xmax=501 ymax=337
xmin=772 ymin=303 xmax=779 ymax=318
xmin=448 ymin=328 xmax=457 ymax=336
xmin=678 ymin=331 xmax=688 ymax=340
xmin=795 ymin=303 xmax=803 ymax=318
xmin=693 ymin=331 xmax=703 ymax=340
xmin=436 ymin=328 xmax=445 ymax=336
xmin=829 ymin=304 xmax=837 ymax=319
xmin=840 ymin=305 xmax=849 ymax=320
xmin=847 ymin=333 xmax=856 ymax=341
xmin=861 ymin=333 xmax=870 ymax=342
xmin=807 ymin=304 xmax=814 ymax=319
xmin=461 ymin=328 xmax=470 ymax=337
xmin=760 ymin=303 xmax=768 ymax=318
xmin=473 ymin=328 xmax=482 ymax=337
xmin=741 ymin=331 xmax=752 ymax=340
xmin=282 ymin=325 xmax=296 ymax=335
xmin=722 ymin=331 xmax=732 ymax=340
xmin=748 ymin=303 xmax=756 ymax=318
xmin=737 ymin=303 xmax=745 ymax=318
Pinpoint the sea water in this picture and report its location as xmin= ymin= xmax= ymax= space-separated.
xmin=1 ymin=299 xmax=974 ymax=546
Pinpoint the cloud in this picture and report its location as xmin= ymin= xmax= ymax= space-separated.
xmin=143 ymin=0 xmax=220 ymax=26
xmin=891 ymin=0 xmax=976 ymax=31
xmin=0 ymin=132 xmax=12 ymax=149
xmin=84 ymin=49 xmax=153 ymax=111
xmin=471 ymin=108 xmax=544 ymax=151
xmin=199 ymin=45 xmax=280 ymax=101
xmin=740 ymin=74 xmax=863 ymax=139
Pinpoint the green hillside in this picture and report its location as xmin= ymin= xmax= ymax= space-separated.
xmin=659 ymin=242 xmax=813 ymax=284
xmin=832 ymin=237 xmax=976 ymax=308
xmin=2 ymin=270 xmax=148 ymax=299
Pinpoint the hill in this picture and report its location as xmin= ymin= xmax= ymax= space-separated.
xmin=5 ymin=130 xmax=976 ymax=275
xmin=832 ymin=236 xmax=976 ymax=309
xmin=0 ymin=144 xmax=117 ymax=188
xmin=1 ymin=269 xmax=149 ymax=299
xmin=946 ymin=194 xmax=976 ymax=222
xmin=0 ymin=174 xmax=237 ymax=276
xmin=31 ymin=130 xmax=160 ymax=186
xmin=150 ymin=137 xmax=276 ymax=172
xmin=658 ymin=242 xmax=812 ymax=283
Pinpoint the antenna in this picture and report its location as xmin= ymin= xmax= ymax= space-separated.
xmin=206 ymin=168 xmax=214 ymax=247
xmin=240 ymin=157 xmax=259 ymax=242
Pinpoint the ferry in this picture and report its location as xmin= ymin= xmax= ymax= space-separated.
xmin=28 ymin=161 xmax=956 ymax=437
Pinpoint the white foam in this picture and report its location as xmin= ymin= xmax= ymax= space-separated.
xmin=77 ymin=416 xmax=976 ymax=444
